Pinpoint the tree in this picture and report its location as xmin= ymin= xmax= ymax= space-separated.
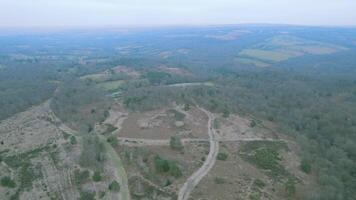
xmin=300 ymin=159 xmax=312 ymax=174
xmin=184 ymin=103 xmax=190 ymax=111
xmin=250 ymin=120 xmax=257 ymax=127
xmin=92 ymin=171 xmax=102 ymax=182
xmin=223 ymin=109 xmax=230 ymax=118
xmin=108 ymin=180 xmax=120 ymax=192
xmin=154 ymin=155 xmax=170 ymax=173
xmin=107 ymin=135 xmax=118 ymax=147
xmin=217 ymin=152 xmax=228 ymax=161
xmin=1 ymin=176 xmax=16 ymax=188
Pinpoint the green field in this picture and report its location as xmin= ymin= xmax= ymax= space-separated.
xmin=239 ymin=49 xmax=297 ymax=62
xmin=234 ymin=57 xmax=270 ymax=67
xmin=237 ymin=35 xmax=346 ymax=65
xmin=80 ymin=73 xmax=108 ymax=82
xmin=98 ymin=80 xmax=125 ymax=91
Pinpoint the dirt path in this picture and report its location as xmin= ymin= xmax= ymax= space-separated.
xmin=177 ymin=107 xmax=219 ymax=200
xmin=98 ymin=135 xmax=131 ymax=200
xmin=117 ymin=137 xmax=208 ymax=146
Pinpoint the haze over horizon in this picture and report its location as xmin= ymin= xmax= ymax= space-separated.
xmin=0 ymin=0 xmax=355 ymax=28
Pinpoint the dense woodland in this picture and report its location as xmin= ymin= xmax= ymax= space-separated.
xmin=1 ymin=25 xmax=356 ymax=199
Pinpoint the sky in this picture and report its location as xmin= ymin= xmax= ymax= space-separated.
xmin=0 ymin=0 xmax=355 ymax=27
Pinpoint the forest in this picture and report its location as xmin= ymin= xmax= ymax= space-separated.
xmin=1 ymin=25 xmax=356 ymax=200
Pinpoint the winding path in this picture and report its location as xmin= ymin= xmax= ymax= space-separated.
xmin=177 ymin=107 xmax=219 ymax=200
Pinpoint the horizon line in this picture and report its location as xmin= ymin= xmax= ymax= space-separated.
xmin=1 ymin=22 xmax=356 ymax=32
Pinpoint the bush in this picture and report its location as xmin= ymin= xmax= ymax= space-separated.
xmin=108 ymin=180 xmax=120 ymax=192
xmin=217 ymin=152 xmax=228 ymax=161
xmin=300 ymin=159 xmax=311 ymax=174
xmin=222 ymin=109 xmax=230 ymax=118
xmin=214 ymin=177 xmax=226 ymax=184
xmin=92 ymin=171 xmax=102 ymax=182
xmin=184 ymin=103 xmax=190 ymax=111
xmin=79 ymin=190 xmax=95 ymax=200
xmin=1 ymin=176 xmax=16 ymax=188
xmin=70 ymin=135 xmax=77 ymax=145
xmin=154 ymin=155 xmax=170 ymax=173
xmin=250 ymin=120 xmax=257 ymax=127
xmin=169 ymin=162 xmax=183 ymax=178
xmin=107 ymin=135 xmax=118 ymax=147
xmin=254 ymin=179 xmax=265 ymax=189
xmin=154 ymin=155 xmax=182 ymax=177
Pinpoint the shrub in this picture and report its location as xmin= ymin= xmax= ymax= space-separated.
xmin=154 ymin=155 xmax=170 ymax=173
xmin=108 ymin=180 xmax=120 ymax=192
xmin=79 ymin=190 xmax=95 ymax=200
xmin=169 ymin=162 xmax=182 ymax=178
xmin=300 ymin=159 xmax=311 ymax=174
xmin=217 ymin=152 xmax=228 ymax=161
xmin=222 ymin=109 xmax=230 ymax=118
xmin=154 ymin=155 xmax=182 ymax=177
xmin=214 ymin=177 xmax=226 ymax=184
xmin=250 ymin=120 xmax=257 ymax=127
xmin=92 ymin=171 xmax=102 ymax=182
xmin=254 ymin=179 xmax=265 ymax=189
xmin=1 ymin=176 xmax=16 ymax=188
xmin=70 ymin=135 xmax=77 ymax=145
xmin=184 ymin=103 xmax=190 ymax=111
xmin=107 ymin=135 xmax=118 ymax=147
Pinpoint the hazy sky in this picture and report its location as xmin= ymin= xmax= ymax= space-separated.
xmin=0 ymin=0 xmax=355 ymax=27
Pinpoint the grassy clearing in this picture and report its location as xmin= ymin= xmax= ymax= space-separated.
xmin=235 ymin=57 xmax=270 ymax=67
xmin=98 ymin=80 xmax=125 ymax=91
xmin=239 ymin=49 xmax=296 ymax=62
xmin=80 ymin=73 xmax=108 ymax=82
xmin=238 ymin=35 xmax=345 ymax=65
xmin=293 ymin=45 xmax=340 ymax=54
xmin=168 ymin=81 xmax=215 ymax=87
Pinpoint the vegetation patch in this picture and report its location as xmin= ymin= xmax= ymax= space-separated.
xmin=98 ymin=80 xmax=125 ymax=91
xmin=79 ymin=190 xmax=96 ymax=200
xmin=239 ymin=141 xmax=288 ymax=178
xmin=235 ymin=57 xmax=270 ymax=67
xmin=79 ymin=136 xmax=106 ymax=170
xmin=154 ymin=155 xmax=182 ymax=178
xmin=92 ymin=171 xmax=102 ymax=182
xmin=239 ymin=49 xmax=296 ymax=62
xmin=217 ymin=152 xmax=228 ymax=161
xmin=1 ymin=176 xmax=16 ymax=188
xmin=109 ymin=180 xmax=121 ymax=192
xmin=74 ymin=169 xmax=90 ymax=187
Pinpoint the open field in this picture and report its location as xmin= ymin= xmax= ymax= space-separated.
xmin=234 ymin=58 xmax=270 ymax=67
xmin=119 ymin=107 xmax=208 ymax=140
xmin=237 ymin=35 xmax=347 ymax=65
xmin=98 ymin=80 xmax=125 ymax=91
xmin=239 ymin=49 xmax=298 ymax=62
